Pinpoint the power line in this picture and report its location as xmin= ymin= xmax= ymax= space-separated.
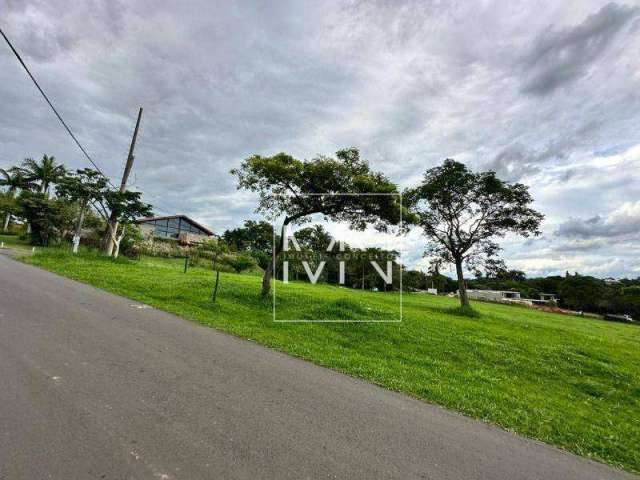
xmin=0 ymin=26 xmax=112 ymax=185
xmin=1 ymin=26 xmax=176 ymax=216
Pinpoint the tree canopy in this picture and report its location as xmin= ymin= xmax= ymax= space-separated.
xmin=232 ymin=148 xmax=408 ymax=295
xmin=15 ymin=155 xmax=66 ymax=196
xmin=406 ymin=159 xmax=543 ymax=307
xmin=56 ymin=168 xmax=110 ymax=252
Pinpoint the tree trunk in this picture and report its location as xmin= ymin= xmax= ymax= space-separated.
xmin=455 ymin=258 xmax=469 ymax=307
xmin=212 ymin=270 xmax=220 ymax=302
xmin=103 ymin=220 xmax=118 ymax=257
xmin=261 ymin=261 xmax=274 ymax=296
xmin=104 ymin=220 xmax=116 ymax=255
xmin=261 ymin=218 xmax=290 ymax=297
xmin=112 ymin=225 xmax=126 ymax=259
xmin=3 ymin=213 xmax=10 ymax=232
xmin=72 ymin=201 xmax=87 ymax=254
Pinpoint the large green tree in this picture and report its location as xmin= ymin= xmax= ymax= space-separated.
xmin=16 ymin=191 xmax=76 ymax=246
xmin=232 ymin=148 xmax=406 ymax=295
xmin=56 ymin=168 xmax=109 ymax=253
xmin=406 ymin=159 xmax=543 ymax=308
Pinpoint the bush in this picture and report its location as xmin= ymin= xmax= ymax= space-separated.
xmin=80 ymin=229 xmax=104 ymax=249
xmin=228 ymin=252 xmax=258 ymax=273
xmin=120 ymin=225 xmax=144 ymax=257
xmin=137 ymin=238 xmax=189 ymax=258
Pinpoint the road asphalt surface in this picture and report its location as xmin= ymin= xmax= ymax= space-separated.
xmin=0 ymin=255 xmax=636 ymax=479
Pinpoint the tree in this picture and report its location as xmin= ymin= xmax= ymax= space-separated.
xmin=56 ymin=168 xmax=109 ymax=253
xmin=16 ymin=155 xmax=66 ymax=197
xmin=404 ymin=269 xmax=428 ymax=291
xmin=231 ymin=148 xmax=406 ymax=296
xmin=94 ymin=190 xmax=152 ymax=258
xmin=290 ymin=225 xmax=334 ymax=284
xmin=558 ymin=274 xmax=606 ymax=312
xmin=222 ymin=220 xmax=274 ymax=269
xmin=294 ymin=225 xmax=333 ymax=252
xmin=406 ymin=159 xmax=543 ymax=308
xmin=0 ymin=191 xmax=18 ymax=233
xmin=0 ymin=167 xmax=29 ymax=231
xmin=16 ymin=191 xmax=73 ymax=246
xmin=345 ymin=246 xmax=400 ymax=291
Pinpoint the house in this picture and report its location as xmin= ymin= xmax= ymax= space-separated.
xmin=531 ymin=293 xmax=558 ymax=306
xmin=465 ymin=289 xmax=561 ymax=307
xmin=465 ymin=289 xmax=523 ymax=302
xmin=135 ymin=215 xmax=214 ymax=245
xmin=464 ymin=289 xmax=535 ymax=305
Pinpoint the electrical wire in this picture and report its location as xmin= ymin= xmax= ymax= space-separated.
xmin=2 ymin=26 xmax=180 ymax=219
xmin=0 ymin=27 xmax=114 ymax=186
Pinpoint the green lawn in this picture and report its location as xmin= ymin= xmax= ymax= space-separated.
xmin=0 ymin=233 xmax=33 ymax=254
xmin=21 ymin=248 xmax=640 ymax=473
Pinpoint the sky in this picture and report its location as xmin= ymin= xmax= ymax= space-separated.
xmin=1 ymin=0 xmax=639 ymax=278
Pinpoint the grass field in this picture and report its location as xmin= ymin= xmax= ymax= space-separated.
xmin=0 ymin=233 xmax=33 ymax=254
xmin=20 ymin=248 xmax=640 ymax=473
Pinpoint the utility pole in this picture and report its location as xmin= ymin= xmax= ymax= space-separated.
xmin=103 ymin=107 xmax=143 ymax=256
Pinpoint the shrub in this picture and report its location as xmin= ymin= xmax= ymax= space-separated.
xmin=228 ymin=252 xmax=258 ymax=273
xmin=120 ymin=225 xmax=145 ymax=257
xmin=137 ymin=238 xmax=189 ymax=258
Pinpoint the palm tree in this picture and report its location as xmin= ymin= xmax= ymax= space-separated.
xmin=17 ymin=155 xmax=66 ymax=197
xmin=0 ymin=167 xmax=28 ymax=232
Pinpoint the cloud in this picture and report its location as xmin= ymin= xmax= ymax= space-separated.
xmin=1 ymin=0 xmax=640 ymax=278
xmin=552 ymin=238 xmax=606 ymax=253
xmin=521 ymin=2 xmax=639 ymax=95
xmin=484 ymin=120 xmax=602 ymax=181
xmin=556 ymin=201 xmax=640 ymax=240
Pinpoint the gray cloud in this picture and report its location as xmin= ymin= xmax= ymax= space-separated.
xmin=552 ymin=238 xmax=606 ymax=253
xmin=555 ymin=202 xmax=640 ymax=241
xmin=521 ymin=2 xmax=638 ymax=95
xmin=1 ymin=0 xmax=640 ymax=278
xmin=483 ymin=120 xmax=601 ymax=181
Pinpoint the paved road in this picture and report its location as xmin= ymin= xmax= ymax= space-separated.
xmin=0 ymin=256 xmax=635 ymax=480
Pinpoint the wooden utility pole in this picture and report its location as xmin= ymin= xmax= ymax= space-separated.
xmin=103 ymin=107 xmax=143 ymax=256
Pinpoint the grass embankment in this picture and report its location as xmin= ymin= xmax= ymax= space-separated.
xmin=21 ymin=248 xmax=640 ymax=473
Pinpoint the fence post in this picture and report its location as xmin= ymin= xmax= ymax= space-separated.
xmin=212 ymin=270 xmax=220 ymax=302
xmin=184 ymin=255 xmax=189 ymax=273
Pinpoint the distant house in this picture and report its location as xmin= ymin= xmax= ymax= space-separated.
xmin=465 ymin=289 xmax=560 ymax=307
xmin=531 ymin=293 xmax=558 ymax=306
xmin=135 ymin=215 xmax=214 ymax=245
xmin=466 ymin=289 xmax=522 ymax=302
